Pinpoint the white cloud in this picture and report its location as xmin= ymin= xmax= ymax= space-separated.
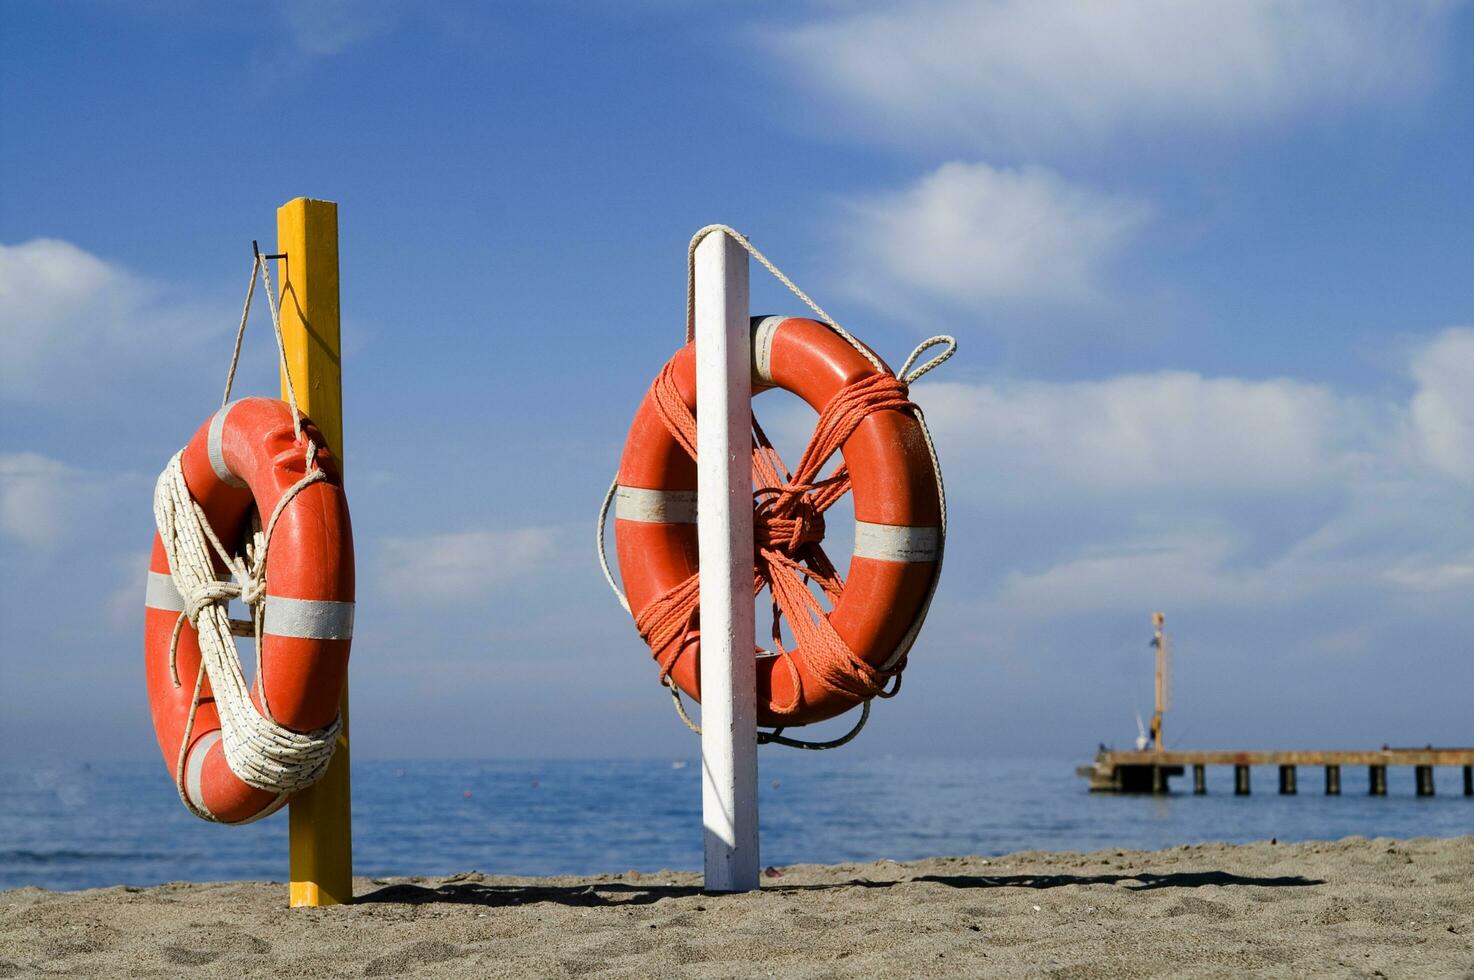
xmin=0 ymin=453 xmax=78 ymax=547
xmin=840 ymin=162 xmax=1148 ymax=311
xmin=984 ymin=500 xmax=1474 ymax=624
xmin=768 ymin=0 xmax=1454 ymax=151
xmin=0 ymin=453 xmax=150 ymax=551
xmin=1 ymin=239 xmax=133 ymax=396
xmin=920 ymin=369 xmax=1351 ymax=498
xmin=992 ymin=528 xmax=1313 ymax=616
xmin=1382 ymin=552 xmax=1474 ymax=592
xmin=1409 ymin=327 xmax=1474 ymax=482
xmin=377 ymin=526 xmax=565 ymax=606
xmin=0 ymin=238 xmax=219 ymax=403
xmin=919 ymin=326 xmax=1474 ymax=636
xmin=275 ymin=0 xmax=407 ymax=56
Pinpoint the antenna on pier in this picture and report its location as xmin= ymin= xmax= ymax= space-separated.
xmin=1150 ymin=612 xmax=1169 ymax=751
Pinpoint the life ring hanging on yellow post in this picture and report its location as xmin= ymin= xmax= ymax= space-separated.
xmin=146 ymin=397 xmax=354 ymax=823
xmin=144 ymin=240 xmax=353 ymax=825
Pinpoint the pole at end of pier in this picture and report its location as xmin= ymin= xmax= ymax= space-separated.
xmin=1150 ymin=612 xmax=1167 ymax=752
xmin=694 ymin=230 xmax=759 ymax=893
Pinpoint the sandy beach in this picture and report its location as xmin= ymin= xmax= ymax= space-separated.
xmin=2 ymin=835 xmax=1470 ymax=978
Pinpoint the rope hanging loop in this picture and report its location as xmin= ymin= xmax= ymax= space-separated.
xmin=599 ymin=227 xmax=954 ymax=749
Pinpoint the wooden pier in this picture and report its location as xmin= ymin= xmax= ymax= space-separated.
xmin=1079 ymin=748 xmax=1474 ymax=795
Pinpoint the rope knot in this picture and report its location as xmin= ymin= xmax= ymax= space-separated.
xmin=754 ymin=492 xmax=826 ymax=555
xmin=237 ymin=575 xmax=266 ymax=609
xmin=183 ymin=579 xmax=240 ymax=627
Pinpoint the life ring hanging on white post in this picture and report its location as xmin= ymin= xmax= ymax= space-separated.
xmin=694 ymin=229 xmax=761 ymax=894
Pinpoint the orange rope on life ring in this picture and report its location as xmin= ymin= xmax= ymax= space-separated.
xmin=144 ymin=397 xmax=354 ymax=823
xmin=614 ymin=316 xmax=943 ymax=728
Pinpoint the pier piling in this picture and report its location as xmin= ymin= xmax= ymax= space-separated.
xmin=1325 ymin=764 xmax=1340 ymax=796
xmin=1465 ymin=766 xmax=1473 ymax=797
xmin=1278 ymin=765 xmax=1297 ymax=795
xmin=1415 ymin=765 xmax=1435 ymax=797
xmin=1234 ymin=764 xmax=1251 ymax=795
xmin=1152 ymin=765 xmax=1167 ymax=795
xmin=1192 ymin=764 xmax=1205 ymax=795
xmin=1369 ymin=765 xmax=1387 ymax=796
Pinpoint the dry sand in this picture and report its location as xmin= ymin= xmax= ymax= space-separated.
xmin=3 ymin=836 xmax=1471 ymax=978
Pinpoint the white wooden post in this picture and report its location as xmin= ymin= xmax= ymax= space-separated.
xmin=694 ymin=231 xmax=759 ymax=892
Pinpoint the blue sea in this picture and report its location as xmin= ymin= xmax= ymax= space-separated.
xmin=2 ymin=757 xmax=1469 ymax=892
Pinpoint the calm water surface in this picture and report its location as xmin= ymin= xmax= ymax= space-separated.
xmin=2 ymin=757 xmax=1470 ymax=891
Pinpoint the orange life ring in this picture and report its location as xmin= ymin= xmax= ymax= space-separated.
xmin=615 ymin=316 xmax=941 ymax=728
xmin=144 ymin=397 xmax=353 ymax=824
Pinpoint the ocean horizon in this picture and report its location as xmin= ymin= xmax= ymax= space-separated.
xmin=4 ymin=756 xmax=1470 ymax=892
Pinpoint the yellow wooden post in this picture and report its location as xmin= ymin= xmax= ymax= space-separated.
xmin=277 ymin=198 xmax=353 ymax=907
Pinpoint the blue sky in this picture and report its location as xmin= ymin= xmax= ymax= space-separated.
xmin=2 ymin=0 xmax=1472 ymax=763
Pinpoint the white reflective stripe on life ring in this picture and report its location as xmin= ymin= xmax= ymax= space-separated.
xmin=263 ymin=596 xmax=355 ymax=640
xmin=184 ymin=730 xmax=222 ymax=819
xmin=207 ymin=401 xmax=249 ymax=488
xmin=145 ymin=571 xmax=186 ymax=612
xmin=751 ymin=315 xmax=785 ymax=385
xmin=853 ymin=522 xmax=940 ymax=563
xmin=615 ymin=486 xmax=697 ymax=524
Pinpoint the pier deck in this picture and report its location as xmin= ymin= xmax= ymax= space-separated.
xmin=1079 ymin=748 xmax=1474 ymax=795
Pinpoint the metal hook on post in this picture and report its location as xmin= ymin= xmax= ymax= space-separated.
xmin=252 ymin=240 xmax=288 ymax=262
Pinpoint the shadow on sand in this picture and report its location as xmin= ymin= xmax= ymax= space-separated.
xmin=357 ymin=869 xmax=1322 ymax=909
xmin=912 ymin=870 xmax=1324 ymax=892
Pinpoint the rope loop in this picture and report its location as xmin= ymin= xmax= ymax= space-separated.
xmin=667 ymin=680 xmax=873 ymax=750
xmin=223 ymin=244 xmax=312 ymax=460
xmin=900 ymin=335 xmax=958 ymax=385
